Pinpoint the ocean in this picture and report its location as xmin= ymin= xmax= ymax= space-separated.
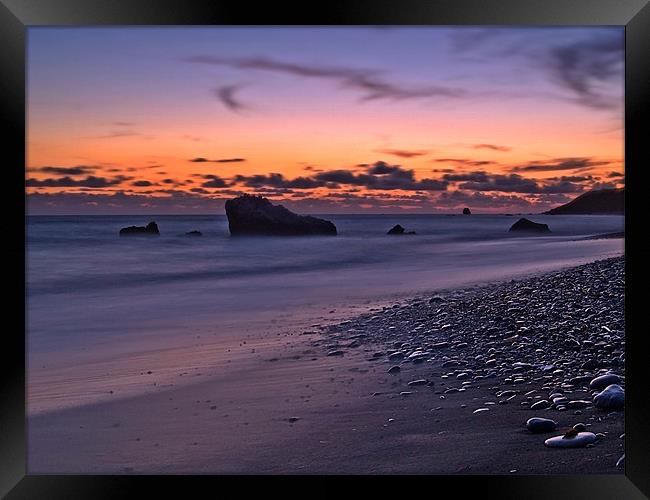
xmin=26 ymin=213 xmax=624 ymax=412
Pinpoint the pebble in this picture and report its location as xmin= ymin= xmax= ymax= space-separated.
xmin=544 ymin=432 xmax=597 ymax=448
xmin=589 ymin=373 xmax=622 ymax=390
xmin=530 ymin=400 xmax=550 ymax=410
xmin=567 ymin=400 xmax=591 ymax=409
xmin=593 ymin=384 xmax=625 ymax=410
xmin=526 ymin=417 xmax=557 ymax=433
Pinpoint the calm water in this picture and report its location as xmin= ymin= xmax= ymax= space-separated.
xmin=27 ymin=214 xmax=624 ymax=357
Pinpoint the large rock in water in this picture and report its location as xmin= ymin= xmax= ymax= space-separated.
xmin=509 ymin=218 xmax=551 ymax=234
xmin=462 ymin=207 xmax=471 ymax=215
xmin=225 ymin=195 xmax=337 ymax=236
xmin=119 ymin=221 xmax=160 ymax=236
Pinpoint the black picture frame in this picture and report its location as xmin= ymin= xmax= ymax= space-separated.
xmin=2 ymin=0 xmax=648 ymax=497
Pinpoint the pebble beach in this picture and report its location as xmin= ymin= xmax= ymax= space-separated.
xmin=28 ymin=256 xmax=625 ymax=474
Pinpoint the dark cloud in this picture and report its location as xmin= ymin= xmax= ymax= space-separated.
xmin=607 ymin=171 xmax=624 ymax=178
xmin=189 ymin=157 xmax=246 ymax=163
xmin=232 ymin=161 xmax=448 ymax=192
xmin=201 ymin=174 xmax=229 ymax=188
xmin=184 ymin=55 xmax=467 ymax=108
xmin=214 ymin=84 xmax=248 ymax=112
xmin=132 ymin=180 xmax=154 ymax=187
xmin=34 ymin=165 xmax=98 ymax=176
xmin=376 ymin=149 xmax=429 ymax=159
xmin=455 ymin=172 xmax=583 ymax=194
xmin=314 ymin=162 xmax=449 ymax=191
xmin=234 ymin=173 xmax=326 ymax=190
xmin=512 ymin=157 xmax=610 ymax=173
xmin=472 ymin=144 xmax=511 ymax=152
xmin=548 ymin=32 xmax=624 ymax=110
xmin=442 ymin=172 xmax=490 ymax=182
xmin=26 ymin=175 xmax=129 ymax=188
xmin=547 ymin=175 xmax=594 ymax=182
xmin=589 ymin=181 xmax=619 ymax=190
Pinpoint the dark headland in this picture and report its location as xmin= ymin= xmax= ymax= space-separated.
xmin=544 ymin=188 xmax=624 ymax=215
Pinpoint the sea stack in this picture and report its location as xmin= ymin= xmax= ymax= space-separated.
xmin=119 ymin=221 xmax=160 ymax=236
xmin=387 ymin=224 xmax=416 ymax=235
xmin=509 ymin=218 xmax=551 ymax=234
xmin=462 ymin=207 xmax=471 ymax=215
xmin=225 ymin=195 xmax=337 ymax=236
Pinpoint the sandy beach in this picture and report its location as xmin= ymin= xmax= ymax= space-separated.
xmin=28 ymin=256 xmax=624 ymax=474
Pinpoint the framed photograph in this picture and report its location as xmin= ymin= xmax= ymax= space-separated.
xmin=2 ymin=0 xmax=648 ymax=496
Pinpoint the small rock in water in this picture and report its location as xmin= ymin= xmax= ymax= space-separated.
xmin=572 ymin=423 xmax=587 ymax=432
xmin=407 ymin=379 xmax=428 ymax=386
xmin=526 ymin=417 xmax=557 ymax=433
xmin=287 ymin=417 xmax=301 ymax=423
xmin=387 ymin=365 xmax=401 ymax=374
xmin=593 ymin=384 xmax=624 ymax=410
xmin=473 ymin=408 xmax=489 ymax=414
xmin=589 ymin=373 xmax=622 ymax=390
xmin=327 ymin=350 xmax=345 ymax=357
xmin=544 ymin=432 xmax=597 ymax=448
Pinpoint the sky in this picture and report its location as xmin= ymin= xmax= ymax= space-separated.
xmin=26 ymin=27 xmax=624 ymax=214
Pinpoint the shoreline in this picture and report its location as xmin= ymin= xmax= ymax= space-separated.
xmin=28 ymin=240 xmax=622 ymax=416
xmin=28 ymin=256 xmax=624 ymax=474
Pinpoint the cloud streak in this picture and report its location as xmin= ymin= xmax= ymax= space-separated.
xmin=472 ymin=144 xmax=511 ymax=152
xmin=32 ymin=165 xmax=98 ymax=176
xmin=548 ymin=32 xmax=624 ymax=110
xmin=214 ymin=84 xmax=248 ymax=112
xmin=376 ymin=149 xmax=429 ymax=158
xmin=190 ymin=157 xmax=246 ymax=163
xmin=512 ymin=157 xmax=611 ymax=173
xmin=26 ymin=175 xmax=129 ymax=188
xmin=184 ymin=55 xmax=467 ymax=109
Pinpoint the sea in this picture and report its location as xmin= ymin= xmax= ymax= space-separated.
xmin=26 ymin=214 xmax=624 ymax=412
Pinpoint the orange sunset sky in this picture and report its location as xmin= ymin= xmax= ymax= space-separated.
xmin=26 ymin=27 xmax=624 ymax=214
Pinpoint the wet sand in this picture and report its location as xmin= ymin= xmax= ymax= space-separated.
xmin=27 ymin=258 xmax=624 ymax=474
